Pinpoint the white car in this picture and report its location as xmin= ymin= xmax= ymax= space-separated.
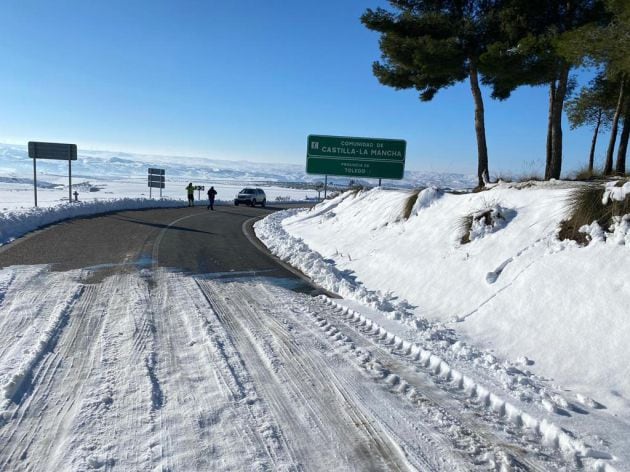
xmin=234 ymin=188 xmax=266 ymax=207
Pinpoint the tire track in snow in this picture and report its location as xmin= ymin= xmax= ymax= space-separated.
xmin=197 ymin=279 xmax=422 ymax=471
xmin=0 ymin=267 xmax=17 ymax=310
xmin=301 ymin=298 xmax=544 ymax=471
xmin=60 ymin=275 xmax=159 ymax=471
xmin=198 ymin=279 xmax=351 ymax=470
xmin=147 ymin=271 xmax=284 ymax=471
xmin=234 ymin=282 xmax=506 ymax=471
xmin=311 ymin=297 xmax=617 ymax=472
xmin=238 ymin=284 xmax=419 ymax=472
xmin=193 ymin=278 xmax=300 ymax=471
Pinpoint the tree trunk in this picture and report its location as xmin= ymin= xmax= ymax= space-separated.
xmin=605 ymin=76 xmax=625 ymax=175
xmin=549 ymin=63 xmax=570 ymax=180
xmin=615 ymin=105 xmax=629 ymax=175
xmin=545 ymin=82 xmax=555 ymax=180
xmin=588 ymin=109 xmax=602 ymax=173
xmin=469 ymin=61 xmax=489 ymax=188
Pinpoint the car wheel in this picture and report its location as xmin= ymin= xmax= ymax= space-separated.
xmin=261 ymin=199 xmax=266 ymax=207
xmin=251 ymin=199 xmax=256 ymax=206
xmin=235 ymin=201 xmax=239 ymax=206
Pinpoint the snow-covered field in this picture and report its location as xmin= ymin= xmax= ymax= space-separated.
xmin=0 ymin=143 xmax=476 ymax=214
xmin=0 ymin=143 xmax=327 ymax=213
xmin=255 ymin=182 xmax=630 ymax=471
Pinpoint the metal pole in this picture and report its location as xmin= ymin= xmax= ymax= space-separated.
xmin=33 ymin=157 xmax=38 ymax=207
xmin=379 ymin=178 xmax=382 ymax=187
xmin=150 ymin=185 xmax=152 ymax=199
xmin=324 ymin=175 xmax=328 ymax=199
xmin=68 ymin=159 xmax=72 ymax=203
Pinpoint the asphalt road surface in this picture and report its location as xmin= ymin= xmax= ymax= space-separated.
xmin=0 ymin=203 xmax=317 ymax=288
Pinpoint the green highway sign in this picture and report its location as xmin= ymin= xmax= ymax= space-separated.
xmin=306 ymin=135 xmax=406 ymax=179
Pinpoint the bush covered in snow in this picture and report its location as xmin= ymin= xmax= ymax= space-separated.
xmin=459 ymin=204 xmax=515 ymax=244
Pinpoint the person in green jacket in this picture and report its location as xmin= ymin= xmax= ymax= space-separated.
xmin=186 ymin=183 xmax=195 ymax=207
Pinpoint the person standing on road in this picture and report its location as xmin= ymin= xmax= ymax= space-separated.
xmin=207 ymin=186 xmax=217 ymax=210
xmin=186 ymin=183 xmax=195 ymax=207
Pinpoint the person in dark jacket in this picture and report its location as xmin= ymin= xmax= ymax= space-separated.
xmin=186 ymin=183 xmax=195 ymax=207
xmin=207 ymin=186 xmax=217 ymax=210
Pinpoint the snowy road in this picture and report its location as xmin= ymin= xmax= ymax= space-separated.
xmin=0 ymin=266 xmax=589 ymax=471
xmin=0 ymin=207 xmax=618 ymax=471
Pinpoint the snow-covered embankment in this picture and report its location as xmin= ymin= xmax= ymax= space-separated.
xmin=255 ymin=182 xmax=630 ymax=471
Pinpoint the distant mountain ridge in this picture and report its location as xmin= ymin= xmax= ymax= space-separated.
xmin=0 ymin=143 xmax=476 ymax=190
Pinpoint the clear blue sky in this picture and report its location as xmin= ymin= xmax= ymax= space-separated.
xmin=0 ymin=0 xmax=602 ymax=176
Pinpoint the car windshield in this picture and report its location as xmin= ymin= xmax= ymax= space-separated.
xmin=241 ymin=189 xmax=255 ymax=194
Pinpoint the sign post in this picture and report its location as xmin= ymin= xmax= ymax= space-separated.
xmin=148 ymin=168 xmax=165 ymax=198
xmin=195 ymin=186 xmax=205 ymax=201
xmin=306 ymin=135 xmax=406 ymax=184
xmin=28 ymin=142 xmax=78 ymax=207
xmin=33 ymin=153 xmax=37 ymax=207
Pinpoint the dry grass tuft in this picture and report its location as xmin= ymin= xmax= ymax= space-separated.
xmin=347 ymin=183 xmax=369 ymax=197
xmin=493 ymin=174 xmax=513 ymax=183
xmin=572 ymin=166 xmax=604 ymax=181
xmin=402 ymin=189 xmax=421 ymax=220
xmin=559 ymin=181 xmax=630 ymax=245
xmin=459 ymin=214 xmax=475 ymax=244
xmin=517 ymin=174 xmax=544 ymax=183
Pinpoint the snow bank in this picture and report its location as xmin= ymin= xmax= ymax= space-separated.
xmin=0 ymin=267 xmax=86 ymax=424
xmin=256 ymin=182 xmax=630 ymax=469
xmin=2 ymin=286 xmax=84 ymax=402
xmin=0 ymin=198 xmax=185 ymax=245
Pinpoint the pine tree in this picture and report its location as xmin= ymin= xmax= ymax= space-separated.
xmin=559 ymin=0 xmax=630 ymax=174
xmin=481 ymin=0 xmax=604 ymax=180
xmin=361 ymin=1 xmax=503 ymax=188
xmin=565 ymin=74 xmax=615 ymax=173
xmin=615 ymin=100 xmax=630 ymax=175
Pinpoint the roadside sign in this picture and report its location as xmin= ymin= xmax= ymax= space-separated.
xmin=148 ymin=176 xmax=165 ymax=188
xmin=147 ymin=167 xmax=166 ymax=197
xmin=28 ymin=142 xmax=77 ymax=161
xmin=28 ymin=141 xmax=78 ymax=207
xmin=306 ymin=135 xmax=406 ymax=180
xmin=194 ymin=185 xmax=205 ymax=200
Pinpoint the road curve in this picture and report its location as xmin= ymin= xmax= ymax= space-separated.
xmin=0 ymin=203 xmax=318 ymax=289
